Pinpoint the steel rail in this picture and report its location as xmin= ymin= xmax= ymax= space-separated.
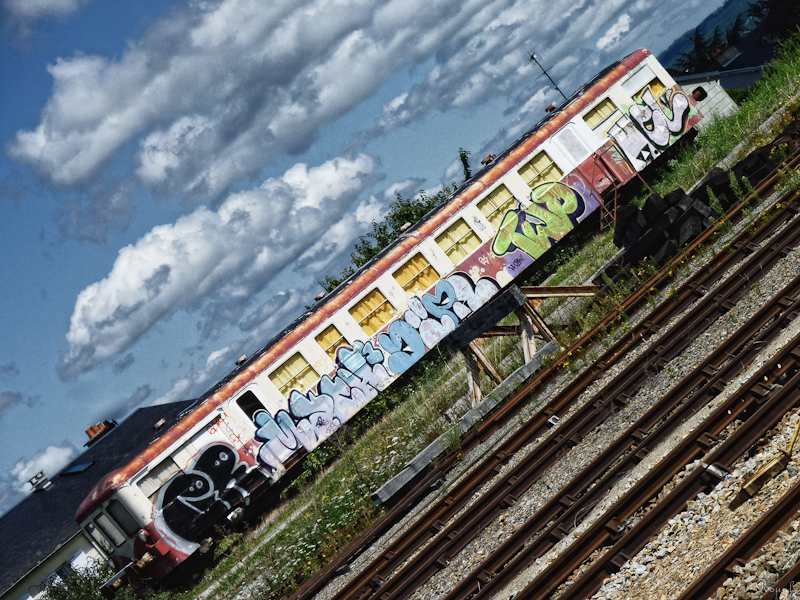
xmin=288 ymin=167 xmax=799 ymax=600
xmin=757 ymin=557 xmax=800 ymax=599
xmin=513 ymin=340 xmax=800 ymax=600
xmin=329 ymin=199 xmax=800 ymax=600
xmin=446 ymin=271 xmax=800 ymax=600
xmin=678 ymin=478 xmax=800 ymax=600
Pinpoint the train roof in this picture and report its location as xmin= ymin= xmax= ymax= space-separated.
xmin=0 ymin=400 xmax=194 ymax=596
xmin=77 ymin=48 xmax=652 ymax=522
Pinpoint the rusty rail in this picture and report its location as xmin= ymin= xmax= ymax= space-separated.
xmin=288 ymin=162 xmax=799 ymax=600
xmin=323 ymin=198 xmax=800 ymax=600
xmin=514 ymin=340 xmax=800 ymax=600
xmin=446 ymin=270 xmax=800 ymax=600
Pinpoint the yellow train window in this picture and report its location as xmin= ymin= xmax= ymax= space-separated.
xmin=583 ymin=98 xmax=618 ymax=130
xmin=349 ymin=289 xmax=396 ymax=336
xmin=269 ymin=353 xmax=319 ymax=397
xmin=633 ymin=78 xmax=667 ymax=104
xmin=518 ymin=151 xmax=563 ymax=189
xmin=478 ymin=185 xmax=516 ymax=229
xmin=435 ymin=218 xmax=481 ymax=264
xmin=393 ymin=253 xmax=439 ymax=294
xmin=315 ymin=324 xmax=349 ymax=360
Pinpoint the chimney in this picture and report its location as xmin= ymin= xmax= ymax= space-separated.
xmin=29 ymin=471 xmax=52 ymax=492
xmin=84 ymin=419 xmax=117 ymax=446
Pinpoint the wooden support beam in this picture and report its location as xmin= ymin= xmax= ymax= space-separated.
xmin=477 ymin=325 xmax=521 ymax=338
xmin=462 ymin=346 xmax=484 ymax=407
xmin=515 ymin=307 xmax=538 ymax=363
xmin=519 ymin=285 xmax=600 ymax=298
xmin=467 ymin=342 xmax=504 ymax=386
xmin=521 ymin=302 xmax=555 ymax=342
xmin=461 ymin=342 xmax=505 ymax=407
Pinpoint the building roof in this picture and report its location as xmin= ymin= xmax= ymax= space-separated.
xmin=0 ymin=399 xmax=195 ymax=597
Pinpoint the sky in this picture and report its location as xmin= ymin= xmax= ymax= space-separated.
xmin=0 ymin=0 xmax=727 ymax=516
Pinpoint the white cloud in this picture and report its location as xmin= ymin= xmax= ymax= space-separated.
xmin=136 ymin=115 xmax=214 ymax=185
xmin=596 ymin=13 xmax=632 ymax=50
xmin=444 ymin=158 xmax=463 ymax=181
xmin=0 ymin=444 xmax=77 ymax=515
xmin=3 ymin=0 xmax=95 ymax=31
xmin=8 ymin=443 xmax=76 ymax=494
xmin=61 ymin=154 xmax=377 ymax=377
xmin=8 ymin=0 xmax=720 ymax=207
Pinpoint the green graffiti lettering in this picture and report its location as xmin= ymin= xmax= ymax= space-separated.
xmin=491 ymin=182 xmax=585 ymax=258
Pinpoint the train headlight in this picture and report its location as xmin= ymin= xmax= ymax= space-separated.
xmin=137 ymin=529 xmax=150 ymax=543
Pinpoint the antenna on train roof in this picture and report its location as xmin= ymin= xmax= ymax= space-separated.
xmin=526 ymin=50 xmax=567 ymax=102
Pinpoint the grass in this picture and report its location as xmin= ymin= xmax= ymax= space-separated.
xmin=649 ymin=33 xmax=800 ymax=197
xmin=61 ymin=32 xmax=800 ymax=600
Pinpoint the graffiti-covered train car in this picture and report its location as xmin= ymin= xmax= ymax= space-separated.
xmin=75 ymin=49 xmax=701 ymax=596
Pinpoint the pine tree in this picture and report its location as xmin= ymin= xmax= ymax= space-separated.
xmin=727 ymin=13 xmax=746 ymax=46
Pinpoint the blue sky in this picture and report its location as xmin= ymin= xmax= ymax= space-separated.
xmin=0 ymin=0 xmax=726 ymax=515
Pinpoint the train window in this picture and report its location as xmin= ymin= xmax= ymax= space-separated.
xmin=95 ymin=513 xmax=126 ymax=546
xmin=85 ymin=522 xmax=113 ymax=554
xmin=107 ymin=500 xmax=140 ymax=536
xmin=236 ymin=390 xmax=269 ymax=423
xmin=269 ymin=353 xmax=320 ymax=397
xmin=435 ymin=219 xmax=481 ymax=265
xmin=393 ymin=253 xmax=439 ymax=295
xmin=137 ymin=457 xmax=180 ymax=498
xmin=477 ymin=185 xmax=515 ymax=229
xmin=315 ymin=325 xmax=349 ymax=360
xmin=633 ymin=78 xmax=667 ymax=104
xmin=349 ymin=289 xmax=396 ymax=336
xmin=518 ymin=151 xmax=563 ymax=189
xmin=171 ymin=439 xmax=199 ymax=470
xmin=583 ymin=98 xmax=618 ymax=130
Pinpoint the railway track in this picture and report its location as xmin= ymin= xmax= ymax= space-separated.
xmin=286 ymin=152 xmax=800 ymax=600
xmin=444 ymin=268 xmax=800 ymax=600
xmin=329 ymin=204 xmax=800 ymax=600
xmin=516 ymin=335 xmax=800 ymax=600
xmin=290 ymin=155 xmax=800 ymax=600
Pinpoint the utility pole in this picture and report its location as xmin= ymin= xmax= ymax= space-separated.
xmin=527 ymin=51 xmax=567 ymax=101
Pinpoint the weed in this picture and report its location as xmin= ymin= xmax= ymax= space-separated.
xmin=707 ymin=187 xmax=733 ymax=235
xmin=441 ymin=426 xmax=463 ymax=455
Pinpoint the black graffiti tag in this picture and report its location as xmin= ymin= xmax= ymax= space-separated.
xmin=156 ymin=444 xmax=245 ymax=541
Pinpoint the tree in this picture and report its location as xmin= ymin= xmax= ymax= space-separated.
xmin=674 ymin=27 xmax=712 ymax=73
xmin=710 ymin=25 xmax=724 ymax=51
xmin=458 ymin=148 xmax=471 ymax=182
xmin=749 ymin=0 xmax=800 ymax=40
xmin=319 ymin=185 xmax=457 ymax=293
xmin=41 ymin=560 xmax=143 ymax=600
xmin=727 ymin=13 xmax=746 ymax=46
